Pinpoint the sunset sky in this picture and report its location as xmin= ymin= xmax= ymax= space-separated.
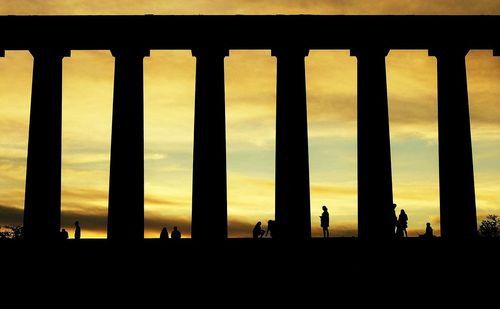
xmin=0 ymin=1 xmax=499 ymax=238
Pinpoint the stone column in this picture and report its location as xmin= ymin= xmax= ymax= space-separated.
xmin=191 ymin=48 xmax=228 ymax=240
xmin=107 ymin=48 xmax=149 ymax=241
xmin=351 ymin=48 xmax=395 ymax=239
xmin=272 ymin=48 xmax=311 ymax=240
xmin=429 ymin=48 xmax=477 ymax=239
xmin=24 ymin=49 xmax=70 ymax=240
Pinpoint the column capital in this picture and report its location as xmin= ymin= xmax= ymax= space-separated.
xmin=111 ymin=48 xmax=150 ymax=58
xmin=191 ymin=48 xmax=229 ymax=58
xmin=428 ymin=47 xmax=469 ymax=58
xmin=350 ymin=47 xmax=389 ymax=58
xmin=271 ymin=47 xmax=309 ymax=58
xmin=29 ymin=48 xmax=71 ymax=58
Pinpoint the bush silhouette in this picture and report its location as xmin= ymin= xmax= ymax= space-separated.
xmin=0 ymin=225 xmax=24 ymax=239
xmin=479 ymin=215 xmax=499 ymax=238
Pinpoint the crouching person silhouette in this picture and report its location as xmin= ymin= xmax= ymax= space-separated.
xmin=253 ymin=222 xmax=265 ymax=239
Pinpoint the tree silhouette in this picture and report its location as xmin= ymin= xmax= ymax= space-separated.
xmin=0 ymin=225 xmax=24 ymax=239
xmin=479 ymin=215 xmax=499 ymax=238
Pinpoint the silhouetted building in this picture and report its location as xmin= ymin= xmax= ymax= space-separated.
xmin=11 ymin=15 xmax=493 ymax=241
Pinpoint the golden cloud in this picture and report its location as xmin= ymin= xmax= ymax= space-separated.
xmin=1 ymin=0 xmax=499 ymax=15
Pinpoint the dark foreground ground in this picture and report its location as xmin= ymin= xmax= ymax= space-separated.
xmin=2 ymin=237 xmax=497 ymax=270
xmin=2 ymin=237 xmax=498 ymax=298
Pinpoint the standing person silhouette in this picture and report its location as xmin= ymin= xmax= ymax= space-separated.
xmin=171 ymin=226 xmax=181 ymax=239
xmin=265 ymin=220 xmax=276 ymax=238
xmin=392 ymin=203 xmax=398 ymax=237
xmin=320 ymin=205 xmax=330 ymax=238
xmin=424 ymin=222 xmax=433 ymax=238
xmin=74 ymin=221 xmax=81 ymax=239
xmin=398 ymin=209 xmax=408 ymax=237
xmin=252 ymin=222 xmax=265 ymax=239
xmin=160 ymin=227 xmax=169 ymax=240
